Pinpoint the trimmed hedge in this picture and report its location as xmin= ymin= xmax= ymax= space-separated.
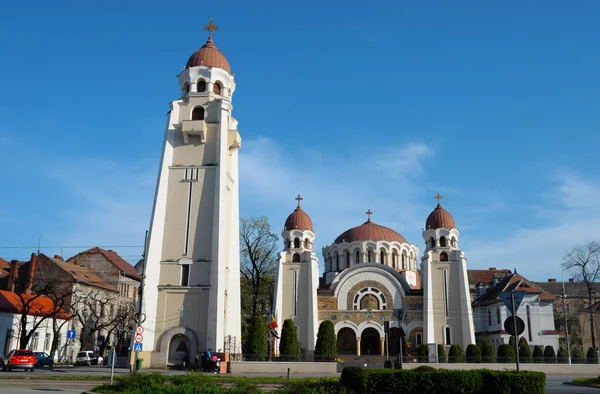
xmin=466 ymin=344 xmax=481 ymax=363
xmin=417 ymin=344 xmax=429 ymax=363
xmin=532 ymin=345 xmax=544 ymax=364
xmin=315 ymin=320 xmax=337 ymax=362
xmin=497 ymin=344 xmax=515 ymax=363
xmin=586 ymin=347 xmax=598 ymax=364
xmin=279 ymin=319 xmax=302 ymax=361
xmin=448 ymin=344 xmax=463 ymax=363
xmin=544 ymin=346 xmax=556 ymax=363
xmin=519 ymin=344 xmax=532 ymax=363
xmin=479 ymin=338 xmax=495 ymax=363
xmin=437 ymin=344 xmax=447 ymax=363
xmin=245 ymin=316 xmax=268 ymax=361
xmin=340 ymin=367 xmax=546 ymax=394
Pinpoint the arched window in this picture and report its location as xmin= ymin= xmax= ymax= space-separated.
xmin=451 ymin=237 xmax=457 ymax=247
xmin=392 ymin=253 xmax=397 ymax=269
xmin=488 ymin=309 xmax=492 ymax=326
xmin=346 ymin=251 xmax=350 ymax=268
xmin=440 ymin=252 xmax=448 ymax=262
xmin=292 ymin=253 xmax=300 ymax=263
xmin=526 ymin=305 xmax=532 ymax=342
xmin=213 ymin=82 xmax=222 ymax=95
xmin=355 ymin=250 xmax=360 ymax=264
xmin=496 ymin=307 xmax=501 ymax=324
xmin=304 ymin=238 xmax=310 ymax=249
xmin=402 ymin=252 xmax=406 ymax=270
xmin=440 ymin=236 xmax=447 ymax=247
xmin=294 ymin=238 xmax=300 ymax=248
xmin=380 ymin=250 xmax=385 ymax=264
xmin=183 ymin=82 xmax=189 ymax=93
xmin=367 ymin=250 xmax=373 ymax=262
xmin=197 ymin=80 xmax=206 ymax=92
xmin=191 ymin=107 xmax=205 ymax=120
xmin=429 ymin=237 xmax=435 ymax=248
xmin=335 ymin=252 xmax=340 ymax=271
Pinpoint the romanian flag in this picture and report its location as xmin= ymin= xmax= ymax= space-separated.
xmin=268 ymin=312 xmax=278 ymax=329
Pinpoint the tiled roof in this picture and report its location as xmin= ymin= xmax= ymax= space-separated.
xmin=0 ymin=289 xmax=70 ymax=320
xmin=47 ymin=256 xmax=117 ymax=292
xmin=473 ymin=272 xmax=556 ymax=306
xmin=468 ymin=269 xmax=512 ymax=287
xmin=425 ymin=202 xmax=456 ymax=230
xmin=69 ymin=247 xmax=141 ymax=280
xmin=185 ymin=36 xmax=231 ymax=72
xmin=334 ymin=219 xmax=407 ymax=244
xmin=0 ymin=257 xmax=10 ymax=270
xmin=534 ymin=281 xmax=597 ymax=298
xmin=284 ymin=203 xmax=314 ymax=232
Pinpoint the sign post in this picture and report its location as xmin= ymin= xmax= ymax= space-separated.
xmin=500 ymin=290 xmax=526 ymax=372
xmin=110 ymin=349 xmax=116 ymax=385
xmin=383 ymin=321 xmax=390 ymax=367
xmin=394 ymin=308 xmax=407 ymax=370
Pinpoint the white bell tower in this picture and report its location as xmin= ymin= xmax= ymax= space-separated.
xmin=143 ymin=19 xmax=242 ymax=367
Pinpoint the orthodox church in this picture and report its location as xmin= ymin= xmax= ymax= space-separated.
xmin=273 ymin=194 xmax=476 ymax=357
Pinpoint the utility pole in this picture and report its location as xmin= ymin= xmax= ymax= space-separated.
xmin=129 ymin=231 xmax=148 ymax=371
xmin=511 ymin=291 xmax=520 ymax=372
xmin=562 ymin=287 xmax=572 ymax=364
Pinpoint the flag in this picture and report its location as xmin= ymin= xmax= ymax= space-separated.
xmin=268 ymin=312 xmax=278 ymax=329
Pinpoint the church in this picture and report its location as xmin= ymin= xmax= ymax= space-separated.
xmin=273 ymin=194 xmax=476 ymax=357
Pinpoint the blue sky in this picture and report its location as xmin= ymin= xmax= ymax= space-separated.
xmin=1 ymin=1 xmax=599 ymax=280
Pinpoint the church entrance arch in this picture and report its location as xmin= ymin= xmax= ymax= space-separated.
xmin=168 ymin=334 xmax=190 ymax=369
xmin=361 ymin=328 xmax=380 ymax=356
xmin=337 ymin=327 xmax=357 ymax=355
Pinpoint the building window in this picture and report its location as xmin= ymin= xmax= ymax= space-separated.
xmin=304 ymin=238 xmax=310 ymax=249
xmin=429 ymin=237 xmax=435 ymax=248
xmin=292 ymin=253 xmax=300 ymax=263
xmin=367 ymin=250 xmax=373 ymax=262
xmin=442 ymin=269 xmax=449 ymax=317
xmin=191 ymin=107 xmax=205 ymax=120
xmin=197 ymin=80 xmax=206 ymax=92
xmin=380 ymin=250 xmax=385 ymax=264
xmin=496 ymin=307 xmax=501 ymax=324
xmin=4 ymin=330 xmax=13 ymax=355
xmin=451 ymin=237 xmax=457 ymax=247
xmin=527 ymin=305 xmax=532 ymax=342
xmin=402 ymin=252 xmax=406 ymax=269
xmin=355 ymin=250 xmax=360 ymax=264
xmin=44 ymin=333 xmax=51 ymax=351
xmin=31 ymin=332 xmax=39 ymax=350
xmin=416 ymin=333 xmax=423 ymax=346
xmin=213 ymin=82 xmax=222 ymax=95
xmin=346 ymin=251 xmax=350 ymax=268
xmin=181 ymin=264 xmax=190 ymax=286
xmin=440 ymin=236 xmax=447 ymax=247
xmin=294 ymin=238 xmax=300 ymax=248
xmin=335 ymin=252 xmax=339 ymax=270
xmin=292 ymin=270 xmax=298 ymax=316
xmin=392 ymin=253 xmax=397 ymax=268
xmin=445 ymin=326 xmax=451 ymax=345
xmin=488 ymin=309 xmax=492 ymax=326
xmin=183 ymin=82 xmax=189 ymax=93
xmin=440 ymin=252 xmax=448 ymax=262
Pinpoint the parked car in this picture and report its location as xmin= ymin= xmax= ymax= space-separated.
xmin=75 ymin=350 xmax=97 ymax=366
xmin=34 ymin=352 xmax=54 ymax=368
xmin=2 ymin=350 xmax=36 ymax=372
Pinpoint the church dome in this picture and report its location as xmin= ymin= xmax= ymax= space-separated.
xmin=185 ymin=20 xmax=231 ymax=73
xmin=425 ymin=200 xmax=456 ymax=230
xmin=284 ymin=196 xmax=313 ymax=232
xmin=334 ymin=212 xmax=407 ymax=244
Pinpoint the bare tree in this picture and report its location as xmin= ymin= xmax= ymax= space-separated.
xmin=240 ymin=216 xmax=278 ymax=318
xmin=563 ymin=240 xmax=600 ymax=349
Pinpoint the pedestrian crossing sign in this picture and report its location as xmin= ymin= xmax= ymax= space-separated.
xmin=134 ymin=343 xmax=143 ymax=352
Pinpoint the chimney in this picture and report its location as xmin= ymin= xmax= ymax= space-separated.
xmin=7 ymin=260 xmax=18 ymax=292
xmin=548 ymin=278 xmax=556 ymax=283
xmin=569 ymin=278 xmax=574 ymax=283
xmin=53 ymin=255 xmax=63 ymax=261
xmin=489 ymin=267 xmax=496 ymax=270
xmin=25 ymin=253 xmax=38 ymax=294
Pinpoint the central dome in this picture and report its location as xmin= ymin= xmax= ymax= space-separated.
xmin=334 ymin=218 xmax=407 ymax=244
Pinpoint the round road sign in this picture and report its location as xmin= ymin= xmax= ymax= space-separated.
xmin=135 ymin=334 xmax=144 ymax=343
xmin=504 ymin=316 xmax=525 ymax=336
xmin=136 ymin=326 xmax=144 ymax=335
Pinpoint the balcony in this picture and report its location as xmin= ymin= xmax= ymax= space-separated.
xmin=181 ymin=120 xmax=207 ymax=144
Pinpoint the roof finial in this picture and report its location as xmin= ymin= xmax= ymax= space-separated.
xmin=434 ymin=193 xmax=443 ymax=206
xmin=295 ymin=194 xmax=303 ymax=208
xmin=366 ymin=209 xmax=373 ymax=222
xmin=204 ymin=18 xmax=219 ymax=40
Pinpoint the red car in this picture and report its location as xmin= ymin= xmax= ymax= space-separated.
xmin=2 ymin=350 xmax=36 ymax=372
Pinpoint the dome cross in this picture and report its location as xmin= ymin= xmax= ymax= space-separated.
xmin=434 ymin=193 xmax=443 ymax=205
xmin=295 ymin=194 xmax=303 ymax=207
xmin=204 ymin=18 xmax=219 ymax=39
xmin=366 ymin=209 xmax=373 ymax=222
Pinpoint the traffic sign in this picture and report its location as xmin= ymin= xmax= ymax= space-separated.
xmin=504 ymin=316 xmax=525 ymax=336
xmin=133 ymin=343 xmax=143 ymax=352
xmin=135 ymin=334 xmax=143 ymax=343
xmin=67 ymin=330 xmax=76 ymax=339
xmin=136 ymin=326 xmax=144 ymax=335
xmin=498 ymin=291 xmax=526 ymax=313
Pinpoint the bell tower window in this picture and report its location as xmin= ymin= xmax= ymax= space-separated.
xmin=429 ymin=237 xmax=435 ymax=248
xmin=197 ymin=80 xmax=206 ymax=92
xmin=380 ymin=250 xmax=385 ymax=265
xmin=292 ymin=253 xmax=300 ymax=263
xmin=355 ymin=250 xmax=360 ymax=264
xmin=346 ymin=251 xmax=350 ymax=268
xmin=294 ymin=238 xmax=300 ymax=248
xmin=213 ymin=82 xmax=222 ymax=95
xmin=192 ymin=107 xmax=205 ymax=121
xmin=440 ymin=252 xmax=448 ymax=262
xmin=440 ymin=236 xmax=447 ymax=247
xmin=367 ymin=250 xmax=373 ymax=262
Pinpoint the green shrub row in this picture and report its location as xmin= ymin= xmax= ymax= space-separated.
xmin=340 ymin=367 xmax=546 ymax=394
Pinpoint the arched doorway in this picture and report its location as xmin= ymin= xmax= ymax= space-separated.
xmin=361 ymin=328 xmax=380 ymax=356
xmin=168 ymin=334 xmax=190 ymax=368
xmin=337 ymin=328 xmax=357 ymax=355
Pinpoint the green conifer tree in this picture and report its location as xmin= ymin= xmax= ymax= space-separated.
xmin=314 ymin=321 xmax=337 ymax=362
xmin=244 ymin=316 xmax=268 ymax=361
xmin=279 ymin=319 xmax=302 ymax=361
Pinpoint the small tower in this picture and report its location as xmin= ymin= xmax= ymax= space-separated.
xmin=422 ymin=194 xmax=474 ymax=350
xmin=143 ymin=19 xmax=242 ymax=367
xmin=272 ymin=195 xmax=320 ymax=358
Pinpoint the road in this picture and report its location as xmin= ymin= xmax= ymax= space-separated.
xmin=0 ymin=366 xmax=595 ymax=393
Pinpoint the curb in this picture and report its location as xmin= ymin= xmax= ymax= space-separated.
xmin=564 ymin=381 xmax=600 ymax=390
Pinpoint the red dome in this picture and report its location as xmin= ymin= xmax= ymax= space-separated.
xmin=334 ymin=219 xmax=407 ymax=244
xmin=284 ymin=204 xmax=313 ymax=232
xmin=425 ymin=203 xmax=456 ymax=230
xmin=185 ymin=37 xmax=231 ymax=73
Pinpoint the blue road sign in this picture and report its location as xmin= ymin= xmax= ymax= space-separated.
xmin=498 ymin=291 xmax=526 ymax=313
xmin=67 ymin=330 xmax=76 ymax=339
xmin=134 ymin=343 xmax=143 ymax=352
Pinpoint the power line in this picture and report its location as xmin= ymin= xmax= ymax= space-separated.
xmin=0 ymin=245 xmax=143 ymax=249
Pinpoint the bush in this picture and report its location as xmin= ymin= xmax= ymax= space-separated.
xmin=437 ymin=344 xmax=446 ymax=363
xmin=519 ymin=344 xmax=532 ymax=363
xmin=586 ymin=347 xmax=598 ymax=364
xmin=532 ymin=345 xmax=544 ymax=363
xmin=572 ymin=346 xmax=584 ymax=364
xmin=244 ymin=316 xmax=268 ymax=361
xmin=448 ymin=344 xmax=463 ymax=363
xmin=466 ymin=344 xmax=481 ymax=363
xmin=416 ymin=344 xmax=429 ymax=363
xmin=279 ymin=319 xmax=302 ymax=361
xmin=278 ymin=378 xmax=343 ymax=394
xmin=544 ymin=346 xmax=556 ymax=363
xmin=509 ymin=336 xmax=516 ymax=348
xmin=315 ymin=320 xmax=337 ymax=362
xmin=479 ymin=338 xmax=495 ymax=363
xmin=340 ymin=367 xmax=546 ymax=394
xmin=497 ymin=344 xmax=515 ymax=363
xmin=557 ymin=347 xmax=567 ymax=363
xmin=413 ymin=365 xmax=437 ymax=372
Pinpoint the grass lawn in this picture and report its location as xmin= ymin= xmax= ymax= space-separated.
xmin=573 ymin=376 xmax=600 ymax=387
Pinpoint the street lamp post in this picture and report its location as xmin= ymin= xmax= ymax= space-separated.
xmin=562 ymin=268 xmax=572 ymax=365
